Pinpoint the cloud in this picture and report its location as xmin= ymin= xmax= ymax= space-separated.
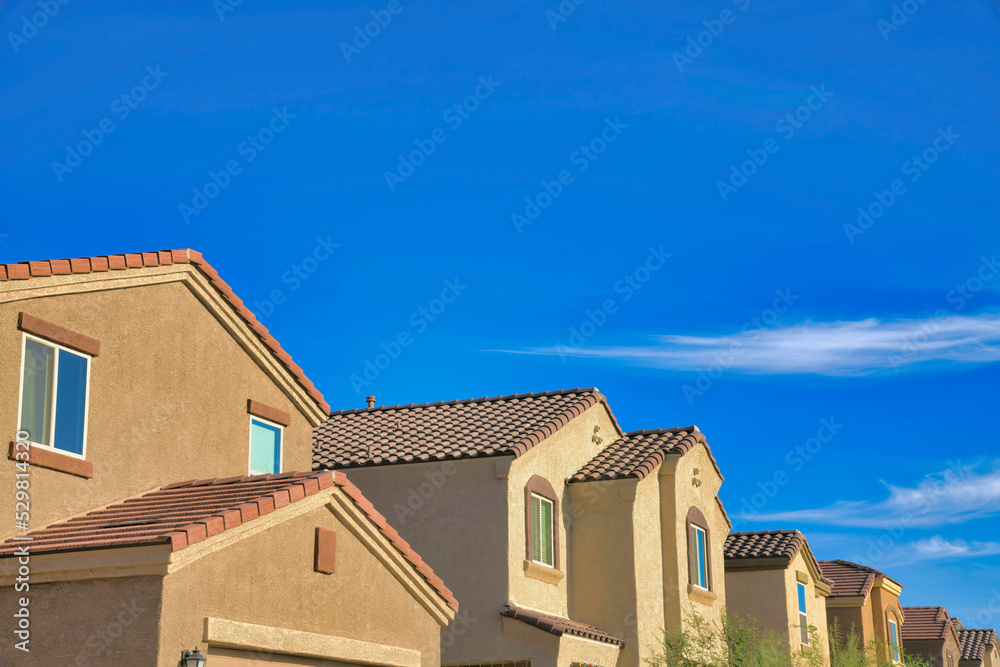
xmin=746 ymin=462 xmax=1000 ymax=528
xmin=504 ymin=313 xmax=1000 ymax=375
xmin=909 ymin=536 xmax=1000 ymax=561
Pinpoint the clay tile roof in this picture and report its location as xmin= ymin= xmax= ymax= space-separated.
xmin=818 ymin=559 xmax=901 ymax=598
xmin=313 ymin=388 xmax=617 ymax=469
xmin=724 ymin=530 xmax=805 ymax=560
xmin=568 ymin=427 xmax=722 ymax=483
xmin=0 ymin=471 xmax=457 ymax=611
xmin=959 ymin=628 xmax=999 ymax=661
xmin=901 ymin=607 xmax=956 ymax=641
xmin=0 ymin=249 xmax=328 ymax=414
xmin=500 ymin=603 xmax=624 ymax=647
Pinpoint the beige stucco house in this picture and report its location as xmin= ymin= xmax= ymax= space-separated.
xmin=902 ymin=607 xmax=964 ymax=667
xmin=313 ymin=389 xmax=731 ymax=667
xmin=818 ymin=559 xmax=906 ymax=663
xmin=0 ymin=250 xmax=457 ymax=665
xmin=957 ymin=626 xmax=1000 ymax=667
xmin=723 ymin=530 xmax=831 ymax=660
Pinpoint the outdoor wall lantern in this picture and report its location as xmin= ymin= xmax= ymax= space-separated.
xmin=180 ymin=647 xmax=207 ymax=667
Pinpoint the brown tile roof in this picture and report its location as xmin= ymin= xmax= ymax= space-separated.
xmin=313 ymin=388 xmax=617 ymax=469
xmin=818 ymin=559 xmax=901 ymax=598
xmin=901 ymin=607 xmax=959 ymax=642
xmin=0 ymin=249 xmax=328 ymax=414
xmin=0 ymin=471 xmax=457 ymax=611
xmin=959 ymin=628 xmax=999 ymax=661
xmin=724 ymin=529 xmax=805 ymax=560
xmin=500 ymin=603 xmax=625 ymax=647
xmin=568 ymin=427 xmax=723 ymax=483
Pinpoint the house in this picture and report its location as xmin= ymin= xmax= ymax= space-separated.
xmin=312 ymin=389 xmax=731 ymax=667
xmin=957 ymin=626 xmax=1000 ymax=667
xmin=901 ymin=607 xmax=964 ymax=667
xmin=0 ymin=250 xmax=457 ymax=665
xmin=818 ymin=559 xmax=905 ymax=663
xmin=723 ymin=530 xmax=832 ymax=659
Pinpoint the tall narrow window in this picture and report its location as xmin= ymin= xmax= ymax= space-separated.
xmin=797 ymin=582 xmax=809 ymax=645
xmin=691 ymin=525 xmax=708 ymax=589
xmin=19 ymin=335 xmax=91 ymax=457
xmin=947 ymin=655 xmax=953 ymax=667
xmin=888 ymin=614 xmax=900 ymax=662
xmin=530 ymin=493 xmax=554 ymax=567
xmin=249 ymin=417 xmax=282 ymax=475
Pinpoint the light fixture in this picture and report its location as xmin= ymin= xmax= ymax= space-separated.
xmin=181 ymin=647 xmax=207 ymax=667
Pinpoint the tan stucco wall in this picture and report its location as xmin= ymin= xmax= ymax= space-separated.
xmin=1 ymin=280 xmax=316 ymax=537
xmin=782 ymin=550 xmax=829 ymax=660
xmin=0 ymin=572 xmax=163 ymax=665
xmin=724 ymin=566 xmax=789 ymax=637
xmin=906 ymin=634 xmax=963 ymax=667
xmin=870 ymin=586 xmax=903 ymax=662
xmin=659 ymin=440 xmax=727 ymax=632
xmin=158 ymin=498 xmax=443 ymax=667
xmin=827 ymin=604 xmax=871 ymax=651
xmin=337 ymin=458 xmax=509 ymax=664
xmin=497 ymin=616 xmax=623 ymax=667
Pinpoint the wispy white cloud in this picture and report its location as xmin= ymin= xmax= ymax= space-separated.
xmin=909 ymin=536 xmax=1000 ymax=561
xmin=504 ymin=313 xmax=1000 ymax=375
xmin=748 ymin=462 xmax=1000 ymax=528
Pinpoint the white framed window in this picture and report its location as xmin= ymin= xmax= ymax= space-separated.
xmin=691 ymin=524 xmax=709 ymax=589
xmin=530 ymin=493 xmax=554 ymax=567
xmin=18 ymin=334 xmax=92 ymax=459
xmin=248 ymin=416 xmax=283 ymax=475
xmin=947 ymin=655 xmax=953 ymax=667
xmin=797 ymin=581 xmax=809 ymax=645
xmin=888 ymin=613 xmax=900 ymax=662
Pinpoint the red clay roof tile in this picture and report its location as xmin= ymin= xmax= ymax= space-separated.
xmin=959 ymin=628 xmax=999 ymax=661
xmin=902 ymin=607 xmax=961 ymax=643
xmin=313 ymin=388 xmax=616 ymax=469
xmin=0 ymin=249 xmax=328 ymax=414
xmin=725 ymin=530 xmax=832 ymax=586
xmin=500 ymin=603 xmax=624 ymax=647
xmin=569 ymin=427 xmax=723 ymax=482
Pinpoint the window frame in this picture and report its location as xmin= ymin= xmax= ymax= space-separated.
xmin=887 ymin=612 xmax=901 ymax=662
xmin=686 ymin=506 xmax=712 ymax=591
xmin=17 ymin=333 xmax=92 ymax=460
xmin=247 ymin=415 xmax=284 ymax=475
xmin=523 ymin=475 xmax=560 ymax=571
xmin=530 ymin=493 xmax=555 ymax=567
xmin=797 ymin=581 xmax=810 ymax=645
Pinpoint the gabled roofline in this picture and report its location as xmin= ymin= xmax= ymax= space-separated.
xmin=0 ymin=249 xmax=329 ymax=419
xmin=723 ymin=529 xmax=833 ymax=592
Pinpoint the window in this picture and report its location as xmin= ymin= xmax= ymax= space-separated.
xmin=947 ymin=655 xmax=953 ymax=667
xmin=530 ymin=493 xmax=554 ymax=566
xmin=249 ymin=417 xmax=282 ymax=475
xmin=691 ymin=525 xmax=709 ymax=589
xmin=888 ymin=613 xmax=900 ymax=662
xmin=18 ymin=335 xmax=91 ymax=457
xmin=797 ymin=582 xmax=809 ymax=645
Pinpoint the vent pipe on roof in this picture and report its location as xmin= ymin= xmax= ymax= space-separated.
xmin=365 ymin=395 xmax=376 ymax=409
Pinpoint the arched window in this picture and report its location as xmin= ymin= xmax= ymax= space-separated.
xmin=887 ymin=611 xmax=901 ymax=662
xmin=686 ymin=507 xmax=711 ymax=590
xmin=525 ymin=475 xmax=559 ymax=568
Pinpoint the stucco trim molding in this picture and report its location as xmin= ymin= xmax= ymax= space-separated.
xmin=0 ymin=544 xmax=171 ymax=585
xmin=876 ymin=574 xmax=903 ymax=597
xmin=18 ymin=312 xmax=101 ymax=356
xmin=7 ymin=441 xmax=94 ymax=478
xmin=687 ymin=583 xmax=717 ymax=606
xmin=203 ymin=617 xmax=422 ymax=667
xmin=523 ymin=558 xmax=565 ymax=585
xmin=826 ymin=595 xmax=869 ymax=608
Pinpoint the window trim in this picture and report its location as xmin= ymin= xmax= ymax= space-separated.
xmin=686 ymin=506 xmax=712 ymax=591
xmin=887 ymin=612 xmax=901 ymax=662
xmin=523 ymin=475 xmax=559 ymax=570
xmin=797 ymin=581 xmax=810 ymax=645
xmin=248 ymin=415 xmax=284 ymax=475
xmin=17 ymin=333 xmax=92 ymax=461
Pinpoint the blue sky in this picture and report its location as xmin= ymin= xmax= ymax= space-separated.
xmin=2 ymin=0 xmax=999 ymax=622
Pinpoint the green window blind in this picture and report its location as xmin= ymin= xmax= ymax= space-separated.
xmin=530 ymin=494 xmax=554 ymax=566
